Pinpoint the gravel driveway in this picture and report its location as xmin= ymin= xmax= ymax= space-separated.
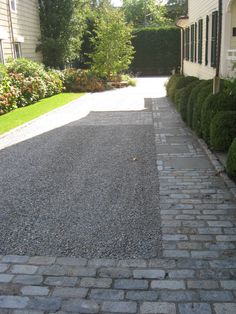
xmin=0 ymin=78 xmax=166 ymax=259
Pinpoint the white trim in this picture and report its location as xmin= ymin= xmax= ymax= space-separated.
xmin=14 ymin=35 xmax=24 ymax=43
xmin=0 ymin=27 xmax=8 ymax=40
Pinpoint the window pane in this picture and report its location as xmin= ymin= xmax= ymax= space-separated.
xmin=11 ymin=0 xmax=16 ymax=11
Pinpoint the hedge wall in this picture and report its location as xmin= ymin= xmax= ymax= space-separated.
xmin=130 ymin=27 xmax=181 ymax=76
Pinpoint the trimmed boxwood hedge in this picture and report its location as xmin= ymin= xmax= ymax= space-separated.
xmin=131 ymin=27 xmax=181 ymax=76
xmin=166 ymin=74 xmax=184 ymax=100
xmin=187 ymin=80 xmax=212 ymax=128
xmin=167 ymin=74 xmax=198 ymax=102
xmin=178 ymin=80 xmax=200 ymax=122
xmin=210 ymin=111 xmax=236 ymax=151
xmin=226 ymin=138 xmax=236 ymax=178
xmin=201 ymin=92 xmax=236 ymax=144
xmin=192 ymin=83 xmax=213 ymax=137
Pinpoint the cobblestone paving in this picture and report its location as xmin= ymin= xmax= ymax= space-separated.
xmin=0 ymin=94 xmax=236 ymax=313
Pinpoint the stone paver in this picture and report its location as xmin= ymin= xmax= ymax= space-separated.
xmin=0 ymin=78 xmax=236 ymax=312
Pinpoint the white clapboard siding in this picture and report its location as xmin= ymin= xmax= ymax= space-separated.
xmin=182 ymin=0 xmax=236 ymax=79
xmin=183 ymin=0 xmax=219 ymax=79
xmin=0 ymin=0 xmax=42 ymax=62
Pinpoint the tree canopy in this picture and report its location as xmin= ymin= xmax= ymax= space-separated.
xmin=165 ymin=0 xmax=188 ymax=20
xmin=122 ymin=0 xmax=171 ymax=27
xmin=38 ymin=0 xmax=91 ymax=68
xmin=89 ymin=6 xmax=134 ymax=77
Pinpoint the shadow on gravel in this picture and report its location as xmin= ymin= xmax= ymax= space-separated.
xmin=0 ymin=108 xmax=161 ymax=259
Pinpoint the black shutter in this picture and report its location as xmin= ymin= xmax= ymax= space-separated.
xmin=191 ymin=24 xmax=194 ymax=62
xmin=211 ymin=11 xmax=218 ymax=68
xmin=198 ymin=19 xmax=203 ymax=64
xmin=195 ymin=22 xmax=197 ymax=63
xmin=205 ymin=15 xmax=209 ymax=65
xmin=186 ymin=27 xmax=190 ymax=61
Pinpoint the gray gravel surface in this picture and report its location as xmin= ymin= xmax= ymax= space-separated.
xmin=0 ymin=111 xmax=161 ymax=258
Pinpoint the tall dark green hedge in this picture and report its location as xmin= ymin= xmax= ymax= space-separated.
xmin=130 ymin=27 xmax=181 ymax=75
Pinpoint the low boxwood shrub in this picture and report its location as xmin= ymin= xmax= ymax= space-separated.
xmin=178 ymin=80 xmax=200 ymax=122
xmin=210 ymin=111 xmax=236 ymax=151
xmin=167 ymin=74 xmax=197 ymax=102
xmin=187 ymin=80 xmax=211 ymax=128
xmin=201 ymin=92 xmax=236 ymax=144
xmin=192 ymin=83 xmax=212 ymax=137
xmin=166 ymin=74 xmax=183 ymax=100
xmin=226 ymin=138 xmax=236 ymax=178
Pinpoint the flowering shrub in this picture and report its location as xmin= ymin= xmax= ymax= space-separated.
xmin=0 ymin=59 xmax=64 ymax=115
xmin=63 ymin=69 xmax=106 ymax=92
xmin=0 ymin=74 xmax=19 ymax=114
xmin=6 ymin=58 xmax=46 ymax=78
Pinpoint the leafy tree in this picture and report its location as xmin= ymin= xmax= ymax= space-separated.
xmin=122 ymin=0 xmax=171 ymax=27
xmin=165 ymin=0 xmax=188 ymax=21
xmin=89 ymin=7 xmax=134 ymax=78
xmin=38 ymin=0 xmax=88 ymax=68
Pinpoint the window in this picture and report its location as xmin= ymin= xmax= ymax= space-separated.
xmin=233 ymin=28 xmax=236 ymax=36
xmin=14 ymin=43 xmax=21 ymax=58
xmin=198 ymin=19 xmax=203 ymax=64
xmin=205 ymin=15 xmax=209 ymax=65
xmin=10 ymin=0 xmax=16 ymax=12
xmin=211 ymin=11 xmax=218 ymax=68
xmin=0 ymin=40 xmax=4 ymax=63
xmin=190 ymin=24 xmax=194 ymax=62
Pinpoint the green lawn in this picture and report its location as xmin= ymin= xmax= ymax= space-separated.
xmin=0 ymin=93 xmax=84 ymax=135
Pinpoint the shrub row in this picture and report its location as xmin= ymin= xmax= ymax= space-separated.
xmin=0 ymin=58 xmax=136 ymax=116
xmin=166 ymin=74 xmax=236 ymax=179
xmin=0 ymin=59 xmax=63 ymax=115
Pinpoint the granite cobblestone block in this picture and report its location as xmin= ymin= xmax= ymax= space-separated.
xmin=114 ymin=279 xmax=149 ymax=290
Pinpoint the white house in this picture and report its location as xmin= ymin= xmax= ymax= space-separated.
xmin=0 ymin=0 xmax=42 ymax=64
xmin=177 ymin=0 xmax=236 ymax=80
